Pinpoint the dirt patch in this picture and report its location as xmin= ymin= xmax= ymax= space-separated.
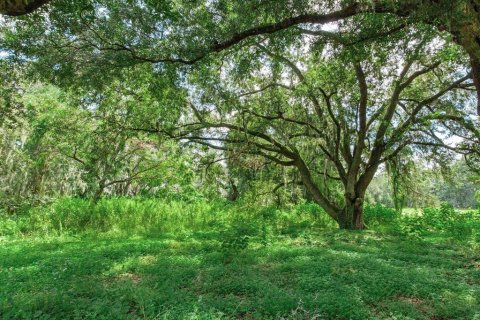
xmin=397 ymin=296 xmax=433 ymax=315
xmin=118 ymin=272 xmax=142 ymax=284
xmin=398 ymin=296 xmax=424 ymax=305
xmin=463 ymin=260 xmax=480 ymax=269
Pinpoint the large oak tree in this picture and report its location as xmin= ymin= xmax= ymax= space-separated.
xmin=1 ymin=0 xmax=479 ymax=228
xmin=163 ymin=27 xmax=477 ymax=229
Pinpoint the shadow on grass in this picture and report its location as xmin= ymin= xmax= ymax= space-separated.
xmin=1 ymin=232 xmax=479 ymax=319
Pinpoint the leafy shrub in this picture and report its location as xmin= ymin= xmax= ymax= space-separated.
xmin=2 ymin=197 xmax=479 ymax=245
xmin=395 ymin=215 xmax=429 ymax=239
xmin=220 ymin=222 xmax=257 ymax=251
xmin=422 ymin=202 xmax=456 ymax=229
xmin=360 ymin=202 xmax=480 ymax=242
xmin=415 ymin=203 xmax=480 ymax=241
xmin=258 ymin=207 xmax=277 ymax=220
xmin=0 ymin=215 xmax=20 ymax=236
xmin=364 ymin=203 xmax=398 ymax=226
xmin=293 ymin=202 xmax=334 ymax=228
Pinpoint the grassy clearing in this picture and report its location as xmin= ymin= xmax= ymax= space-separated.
xmin=1 ymin=198 xmax=479 ymax=319
xmin=1 ymin=232 xmax=479 ymax=319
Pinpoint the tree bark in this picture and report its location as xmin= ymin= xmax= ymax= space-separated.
xmin=0 ymin=0 xmax=51 ymax=16
xmin=337 ymin=195 xmax=365 ymax=230
xmin=92 ymin=180 xmax=106 ymax=204
xmin=227 ymin=178 xmax=239 ymax=201
xmin=295 ymin=157 xmax=340 ymax=220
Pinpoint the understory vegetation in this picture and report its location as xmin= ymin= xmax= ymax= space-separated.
xmin=1 ymin=198 xmax=480 ymax=319
xmin=1 ymin=198 xmax=480 ymax=243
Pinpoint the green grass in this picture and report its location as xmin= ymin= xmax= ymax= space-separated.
xmin=1 ymin=198 xmax=479 ymax=319
xmin=2 ymin=231 xmax=480 ymax=319
xmin=0 ymin=197 xmax=335 ymax=238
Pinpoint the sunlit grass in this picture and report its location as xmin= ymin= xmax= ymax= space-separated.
xmin=1 ymin=198 xmax=479 ymax=319
xmin=1 ymin=231 xmax=479 ymax=319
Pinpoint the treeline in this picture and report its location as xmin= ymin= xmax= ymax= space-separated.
xmin=0 ymin=83 xmax=478 ymax=213
xmin=368 ymin=160 xmax=479 ymax=209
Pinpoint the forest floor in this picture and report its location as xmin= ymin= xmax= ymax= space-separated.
xmin=1 ymin=230 xmax=479 ymax=320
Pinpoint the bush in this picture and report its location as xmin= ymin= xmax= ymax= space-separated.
xmin=2 ymin=197 xmax=478 ymax=245
xmin=220 ymin=220 xmax=260 ymax=251
xmin=364 ymin=203 xmax=398 ymax=226
xmin=396 ymin=215 xmax=429 ymax=239
xmin=416 ymin=203 xmax=480 ymax=241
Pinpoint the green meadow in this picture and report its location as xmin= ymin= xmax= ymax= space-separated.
xmin=1 ymin=199 xmax=479 ymax=319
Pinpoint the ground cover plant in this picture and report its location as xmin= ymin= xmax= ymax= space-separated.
xmin=1 ymin=199 xmax=480 ymax=319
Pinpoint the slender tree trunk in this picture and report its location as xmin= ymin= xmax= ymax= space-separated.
xmin=92 ymin=180 xmax=106 ymax=204
xmin=227 ymin=178 xmax=239 ymax=201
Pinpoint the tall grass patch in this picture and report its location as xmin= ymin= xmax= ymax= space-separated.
xmin=0 ymin=197 xmax=333 ymax=238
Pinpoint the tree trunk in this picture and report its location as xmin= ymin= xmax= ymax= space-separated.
xmin=92 ymin=181 xmax=106 ymax=204
xmin=227 ymin=178 xmax=239 ymax=201
xmin=0 ymin=0 xmax=51 ymax=16
xmin=337 ymin=196 xmax=365 ymax=230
